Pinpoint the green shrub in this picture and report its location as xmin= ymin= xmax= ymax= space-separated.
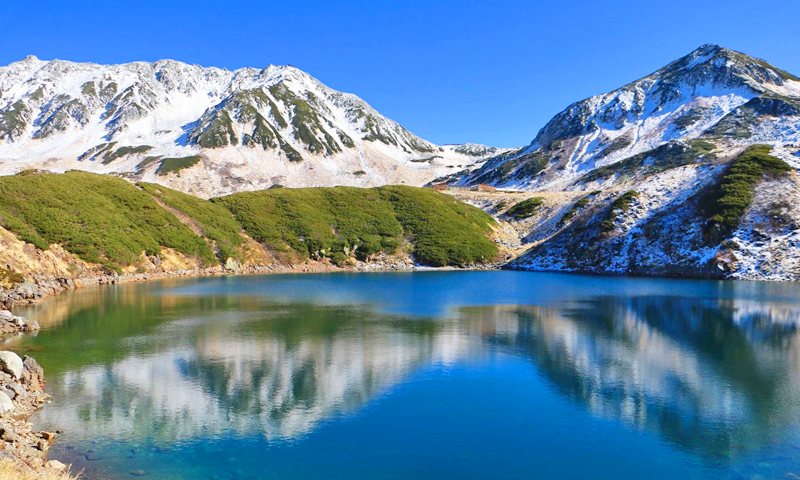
xmin=156 ymin=156 xmax=202 ymax=176
xmin=603 ymin=136 xmax=632 ymax=155
xmin=136 ymin=156 xmax=163 ymax=172
xmin=674 ymin=109 xmax=709 ymax=129
xmin=0 ymin=172 xmax=498 ymax=271
xmin=138 ymin=183 xmax=245 ymax=262
xmin=379 ymin=186 xmax=498 ymax=266
xmin=102 ymin=145 xmax=153 ymax=164
xmin=561 ymin=196 xmax=592 ymax=224
xmin=601 ymin=191 xmax=639 ymax=234
xmin=0 ymin=172 xmax=215 ymax=271
xmin=0 ymin=268 xmax=24 ymax=285
xmin=215 ymin=186 xmax=498 ymax=267
xmin=215 ymin=187 xmax=402 ymax=263
xmin=582 ymin=140 xmax=716 ymax=183
xmin=610 ymin=190 xmax=639 ymax=212
xmin=703 ymin=145 xmax=791 ymax=232
xmin=506 ymin=197 xmax=544 ymax=220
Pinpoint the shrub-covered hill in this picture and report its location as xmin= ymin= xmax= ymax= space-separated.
xmin=0 ymin=171 xmax=498 ymax=273
xmin=214 ymin=185 xmax=499 ymax=267
xmin=0 ymin=171 xmax=215 ymax=272
xmin=137 ymin=182 xmax=245 ymax=263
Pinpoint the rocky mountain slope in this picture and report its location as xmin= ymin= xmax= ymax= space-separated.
xmin=505 ymin=145 xmax=800 ymax=280
xmin=440 ymin=45 xmax=800 ymax=281
xmin=4 ymin=45 xmax=800 ymax=283
xmin=0 ymin=57 xmax=501 ymax=197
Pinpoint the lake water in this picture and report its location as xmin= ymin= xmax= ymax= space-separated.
xmin=9 ymin=271 xmax=800 ymax=479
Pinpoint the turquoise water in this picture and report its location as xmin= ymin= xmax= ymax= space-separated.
xmin=11 ymin=271 xmax=800 ymax=479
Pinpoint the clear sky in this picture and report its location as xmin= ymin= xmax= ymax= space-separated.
xmin=1 ymin=0 xmax=799 ymax=148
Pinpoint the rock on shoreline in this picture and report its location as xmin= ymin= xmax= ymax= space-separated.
xmin=0 ymin=310 xmax=39 ymax=334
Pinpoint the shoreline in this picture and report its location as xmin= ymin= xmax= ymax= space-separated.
xmin=0 ymin=259 xmax=503 ymax=311
xmin=6 ymin=257 xmax=800 ymax=312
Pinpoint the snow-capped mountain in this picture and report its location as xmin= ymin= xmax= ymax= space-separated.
xmin=453 ymin=44 xmax=800 ymax=190
xmin=435 ymin=45 xmax=800 ymax=281
xmin=0 ymin=56 xmax=500 ymax=197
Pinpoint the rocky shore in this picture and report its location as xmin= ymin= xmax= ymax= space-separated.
xmin=0 ymin=254 xmax=501 ymax=311
xmin=0 ymin=310 xmax=72 ymax=479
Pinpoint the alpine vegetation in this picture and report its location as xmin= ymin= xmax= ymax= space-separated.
xmin=0 ymin=171 xmax=499 ymax=274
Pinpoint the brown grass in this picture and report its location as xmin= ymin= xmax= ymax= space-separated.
xmin=0 ymin=460 xmax=78 ymax=480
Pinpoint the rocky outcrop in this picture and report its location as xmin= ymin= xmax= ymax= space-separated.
xmin=0 ymin=312 xmax=73 ymax=477
xmin=0 ymin=352 xmax=23 ymax=380
xmin=0 ymin=310 xmax=39 ymax=334
xmin=508 ymin=145 xmax=800 ymax=282
xmin=0 ymin=278 xmax=76 ymax=310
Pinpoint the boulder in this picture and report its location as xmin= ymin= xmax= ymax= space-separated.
xmin=0 ymin=311 xmax=39 ymax=332
xmin=0 ymin=391 xmax=13 ymax=414
xmin=0 ymin=386 xmax=15 ymax=400
xmin=47 ymin=460 xmax=67 ymax=470
xmin=21 ymin=356 xmax=44 ymax=391
xmin=0 ymin=427 xmax=19 ymax=443
xmin=225 ymin=257 xmax=241 ymax=271
xmin=0 ymin=351 xmax=23 ymax=378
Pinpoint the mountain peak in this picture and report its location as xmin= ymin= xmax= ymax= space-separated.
xmin=6 ymin=55 xmax=46 ymax=69
xmin=454 ymin=45 xmax=800 ymax=190
xmin=690 ymin=43 xmax=726 ymax=55
xmin=660 ymin=44 xmax=799 ymax=87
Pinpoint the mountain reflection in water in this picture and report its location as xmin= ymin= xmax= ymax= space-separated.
xmin=11 ymin=272 xmax=800 ymax=478
xmin=477 ymin=297 xmax=800 ymax=458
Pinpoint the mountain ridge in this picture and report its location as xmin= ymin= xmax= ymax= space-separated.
xmin=0 ymin=56 xmax=502 ymax=197
xmin=426 ymin=45 xmax=800 ymax=282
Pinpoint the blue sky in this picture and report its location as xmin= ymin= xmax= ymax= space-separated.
xmin=2 ymin=0 xmax=799 ymax=148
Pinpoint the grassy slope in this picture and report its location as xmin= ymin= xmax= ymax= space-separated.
xmin=138 ymin=182 xmax=244 ymax=262
xmin=215 ymin=185 xmax=499 ymax=266
xmin=379 ymin=185 xmax=498 ymax=266
xmin=0 ymin=171 xmax=215 ymax=271
xmin=0 ymin=172 xmax=497 ymax=271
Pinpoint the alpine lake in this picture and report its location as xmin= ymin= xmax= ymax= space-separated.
xmin=9 ymin=271 xmax=800 ymax=479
